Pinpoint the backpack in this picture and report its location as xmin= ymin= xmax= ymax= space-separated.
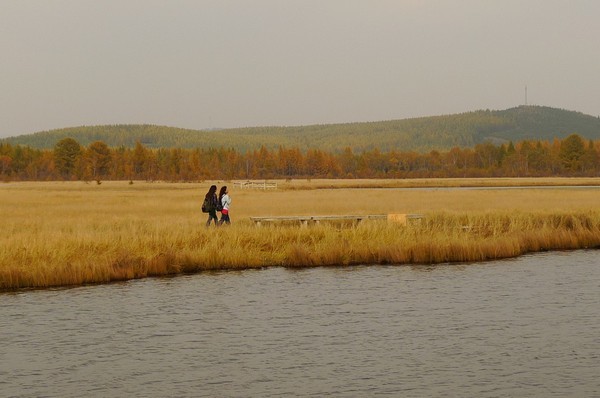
xmin=216 ymin=197 xmax=223 ymax=212
xmin=201 ymin=197 xmax=212 ymax=213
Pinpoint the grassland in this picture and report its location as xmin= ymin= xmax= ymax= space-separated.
xmin=1 ymin=178 xmax=600 ymax=291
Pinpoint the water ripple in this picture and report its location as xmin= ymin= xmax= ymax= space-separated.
xmin=1 ymin=251 xmax=599 ymax=397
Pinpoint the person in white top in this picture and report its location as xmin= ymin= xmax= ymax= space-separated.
xmin=218 ymin=185 xmax=232 ymax=225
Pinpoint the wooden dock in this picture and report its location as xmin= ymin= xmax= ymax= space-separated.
xmin=250 ymin=213 xmax=424 ymax=227
xmin=233 ymin=181 xmax=278 ymax=190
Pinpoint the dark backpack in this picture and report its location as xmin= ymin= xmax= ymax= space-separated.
xmin=201 ymin=197 xmax=212 ymax=213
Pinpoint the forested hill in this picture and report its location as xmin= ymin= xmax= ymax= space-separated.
xmin=3 ymin=106 xmax=600 ymax=152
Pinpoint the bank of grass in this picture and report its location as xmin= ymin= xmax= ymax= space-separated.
xmin=1 ymin=180 xmax=599 ymax=290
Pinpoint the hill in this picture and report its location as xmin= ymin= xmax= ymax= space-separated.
xmin=3 ymin=106 xmax=600 ymax=152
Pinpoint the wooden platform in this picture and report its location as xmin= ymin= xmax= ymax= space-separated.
xmin=233 ymin=181 xmax=278 ymax=190
xmin=250 ymin=213 xmax=424 ymax=227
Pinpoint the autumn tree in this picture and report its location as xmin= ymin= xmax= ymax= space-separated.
xmin=0 ymin=154 xmax=11 ymax=176
xmin=132 ymin=141 xmax=150 ymax=177
xmin=54 ymin=138 xmax=82 ymax=179
xmin=305 ymin=149 xmax=329 ymax=177
xmin=84 ymin=141 xmax=112 ymax=182
xmin=581 ymin=139 xmax=599 ymax=174
xmin=559 ymin=134 xmax=586 ymax=172
xmin=277 ymin=147 xmax=303 ymax=177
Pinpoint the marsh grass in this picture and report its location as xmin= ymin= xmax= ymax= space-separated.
xmin=1 ymin=180 xmax=599 ymax=290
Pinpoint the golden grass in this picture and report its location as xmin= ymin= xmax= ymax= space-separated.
xmin=1 ymin=180 xmax=599 ymax=290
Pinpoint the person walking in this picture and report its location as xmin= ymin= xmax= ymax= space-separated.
xmin=204 ymin=185 xmax=219 ymax=227
xmin=218 ymin=185 xmax=231 ymax=225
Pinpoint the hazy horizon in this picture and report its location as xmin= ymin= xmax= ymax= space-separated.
xmin=2 ymin=0 xmax=599 ymax=138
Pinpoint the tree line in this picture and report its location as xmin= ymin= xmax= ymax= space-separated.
xmin=0 ymin=134 xmax=598 ymax=182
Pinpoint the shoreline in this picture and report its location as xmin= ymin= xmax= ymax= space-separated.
xmin=4 ymin=246 xmax=598 ymax=293
xmin=0 ymin=244 xmax=600 ymax=295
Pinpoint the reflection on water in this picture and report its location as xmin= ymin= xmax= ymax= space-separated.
xmin=1 ymin=251 xmax=599 ymax=397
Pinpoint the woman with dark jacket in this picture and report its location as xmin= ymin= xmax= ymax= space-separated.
xmin=204 ymin=185 xmax=219 ymax=227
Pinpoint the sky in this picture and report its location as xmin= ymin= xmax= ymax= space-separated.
xmin=1 ymin=0 xmax=599 ymax=138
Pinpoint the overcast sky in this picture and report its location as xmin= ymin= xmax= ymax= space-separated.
xmin=1 ymin=0 xmax=599 ymax=138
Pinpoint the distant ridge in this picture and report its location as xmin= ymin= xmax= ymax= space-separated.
xmin=2 ymin=106 xmax=599 ymax=152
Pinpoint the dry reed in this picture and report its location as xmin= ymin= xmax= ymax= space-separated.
xmin=1 ymin=180 xmax=599 ymax=291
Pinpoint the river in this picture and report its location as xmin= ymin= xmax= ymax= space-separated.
xmin=1 ymin=250 xmax=599 ymax=397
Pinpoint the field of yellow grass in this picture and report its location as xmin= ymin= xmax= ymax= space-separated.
xmin=1 ymin=179 xmax=600 ymax=291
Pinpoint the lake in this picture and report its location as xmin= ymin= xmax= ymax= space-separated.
xmin=1 ymin=250 xmax=598 ymax=397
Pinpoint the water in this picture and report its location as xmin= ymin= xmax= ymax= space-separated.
xmin=384 ymin=185 xmax=600 ymax=191
xmin=1 ymin=251 xmax=599 ymax=397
